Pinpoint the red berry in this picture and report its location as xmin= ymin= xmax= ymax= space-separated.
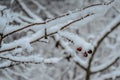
xmin=77 ymin=47 xmax=82 ymax=51
xmin=83 ymin=52 xmax=88 ymax=57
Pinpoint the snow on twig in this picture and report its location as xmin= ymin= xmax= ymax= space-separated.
xmin=0 ymin=13 xmax=96 ymax=53
xmin=15 ymin=0 xmax=42 ymax=22
xmin=0 ymin=55 xmax=63 ymax=64
xmin=94 ymin=15 xmax=120 ymax=46
xmin=85 ymin=14 xmax=120 ymax=80
xmin=3 ymin=3 xmax=111 ymax=37
xmin=96 ymin=68 xmax=120 ymax=80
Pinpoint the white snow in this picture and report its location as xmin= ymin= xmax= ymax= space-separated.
xmin=0 ymin=54 xmax=63 ymax=64
xmin=94 ymin=14 xmax=120 ymax=46
xmin=58 ymin=31 xmax=93 ymax=52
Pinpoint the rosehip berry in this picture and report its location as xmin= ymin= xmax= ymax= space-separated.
xmin=83 ymin=52 xmax=88 ymax=57
xmin=87 ymin=50 xmax=92 ymax=54
xmin=77 ymin=47 xmax=82 ymax=51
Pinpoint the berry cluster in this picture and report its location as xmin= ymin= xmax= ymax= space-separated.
xmin=76 ymin=47 xmax=92 ymax=57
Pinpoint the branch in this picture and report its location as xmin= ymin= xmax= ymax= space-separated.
xmin=0 ymin=61 xmax=17 ymax=69
xmin=0 ymin=55 xmax=63 ymax=64
xmin=5 ymin=68 xmax=30 ymax=80
xmin=3 ymin=3 xmax=111 ymax=38
xmin=30 ymin=0 xmax=54 ymax=19
xmin=98 ymin=68 xmax=120 ymax=80
xmin=91 ymin=57 xmax=119 ymax=74
xmin=59 ymin=38 xmax=87 ymax=71
xmin=15 ymin=0 xmax=42 ymax=21
xmin=85 ymin=15 xmax=120 ymax=80
xmin=0 ymin=54 xmax=82 ymax=69
xmin=0 ymin=13 xmax=95 ymax=53
xmin=0 ymin=55 xmax=67 ymax=69
xmin=3 ymin=22 xmax=45 ymax=38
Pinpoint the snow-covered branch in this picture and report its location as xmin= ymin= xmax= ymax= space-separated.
xmin=59 ymin=38 xmax=87 ymax=71
xmin=3 ymin=3 xmax=111 ymax=38
xmin=94 ymin=15 xmax=120 ymax=46
xmin=91 ymin=57 xmax=119 ymax=74
xmin=0 ymin=55 xmax=63 ymax=64
xmin=0 ymin=13 xmax=96 ymax=53
xmin=15 ymin=0 xmax=42 ymax=22
xmin=85 ymin=14 xmax=120 ymax=80
xmin=0 ymin=0 xmax=119 ymax=79
xmin=96 ymin=69 xmax=120 ymax=80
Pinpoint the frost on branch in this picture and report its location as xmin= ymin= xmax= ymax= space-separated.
xmin=58 ymin=31 xmax=93 ymax=57
xmin=0 ymin=0 xmax=120 ymax=80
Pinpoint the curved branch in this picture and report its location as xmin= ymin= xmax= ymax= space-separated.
xmin=98 ymin=68 xmax=120 ymax=80
xmin=91 ymin=57 xmax=119 ymax=74
xmin=85 ymin=15 xmax=120 ymax=80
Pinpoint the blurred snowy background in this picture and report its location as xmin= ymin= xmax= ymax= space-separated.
xmin=0 ymin=0 xmax=120 ymax=80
